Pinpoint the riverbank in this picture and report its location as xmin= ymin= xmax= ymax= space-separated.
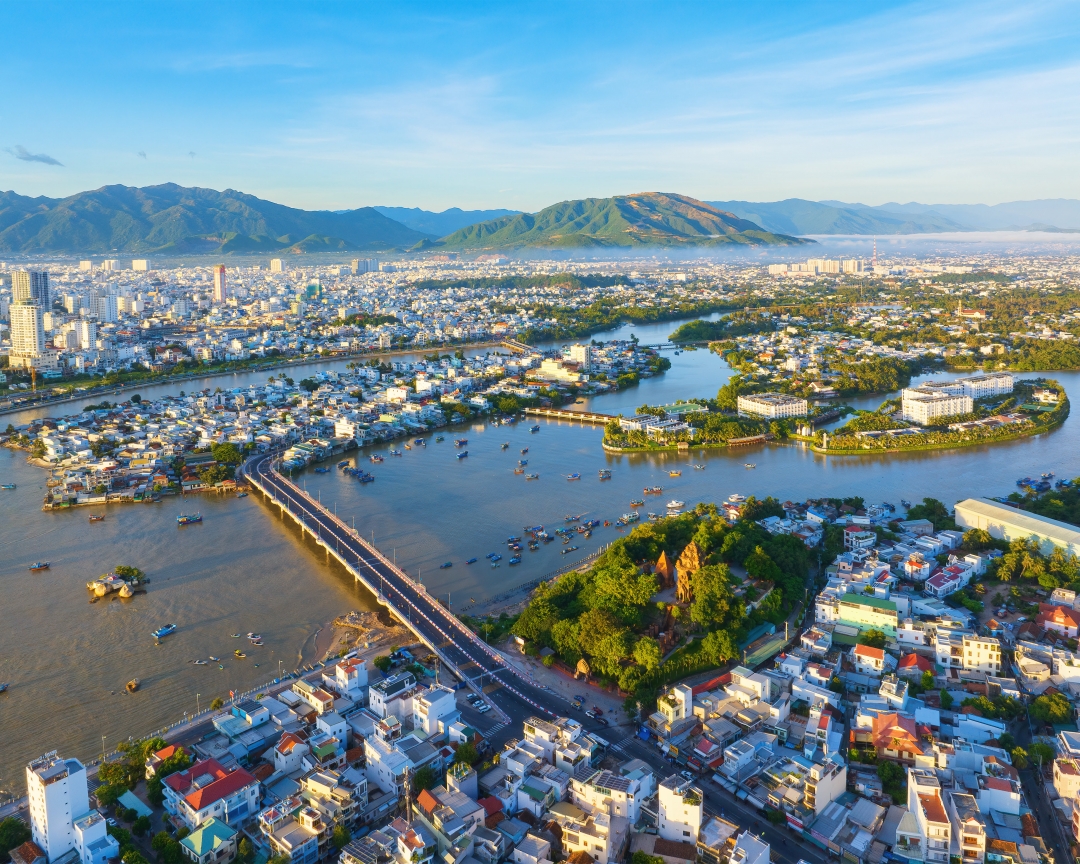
xmin=810 ymin=421 xmax=1065 ymax=455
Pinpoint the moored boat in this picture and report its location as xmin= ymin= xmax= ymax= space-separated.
xmin=29 ymin=561 xmax=50 ymax=572
xmin=566 ymin=473 xmax=580 ymax=480
xmin=456 ymin=451 xmax=468 ymax=459
xmin=1 ymin=483 xmax=15 ymax=490
xmin=440 ymin=561 xmax=453 ymax=569
xmin=177 ymin=512 xmax=202 ymax=526
xmin=669 ymin=470 xmax=682 ymax=477
xmin=454 ymin=439 xmax=468 ymax=447
xmin=152 ymin=623 xmax=177 ymax=639
xmin=526 ymin=473 xmax=539 ymax=480
xmin=598 ymin=469 xmax=612 ymax=479
xmin=530 ymin=425 xmax=540 ymax=432
xmin=126 ymin=678 xmax=139 ymax=692
xmin=728 ymin=494 xmax=746 ymax=502
xmin=88 ymin=514 xmax=104 ymax=522
xmin=667 ymin=499 xmax=685 ymax=510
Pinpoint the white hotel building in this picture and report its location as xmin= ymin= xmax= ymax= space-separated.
xmin=901 ymin=373 xmax=1013 ymax=425
xmin=737 ymin=392 xmax=808 ymax=419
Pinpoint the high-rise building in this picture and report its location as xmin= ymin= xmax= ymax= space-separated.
xmin=27 ymin=751 xmax=119 ymax=864
xmin=100 ymin=259 xmax=120 ymax=271
xmin=78 ymin=260 xmax=94 ymax=271
xmin=77 ymin=320 xmax=98 ymax=350
xmin=94 ymin=294 xmax=118 ymax=324
xmin=10 ymin=302 xmax=47 ymax=362
xmin=131 ymin=259 xmax=150 ymax=271
xmin=270 ymin=258 xmax=284 ymax=273
xmin=12 ymin=270 xmax=50 ymax=308
xmin=568 ymin=343 xmax=592 ymax=371
xmin=212 ymin=264 xmax=228 ymax=302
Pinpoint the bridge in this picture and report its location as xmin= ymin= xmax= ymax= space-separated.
xmin=241 ymin=451 xmax=562 ymax=721
xmin=523 ymin=407 xmax=614 ymax=425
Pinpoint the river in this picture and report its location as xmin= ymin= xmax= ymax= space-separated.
xmin=1 ymin=314 xmax=1078 ymax=792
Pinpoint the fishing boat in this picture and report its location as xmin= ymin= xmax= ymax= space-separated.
xmin=454 ymin=439 xmax=468 ymax=447
xmin=490 ymin=554 xmax=502 ymax=562
xmin=0 ymin=683 xmax=8 ymax=693
xmin=507 ymin=535 xmax=521 ymax=543
xmin=230 ymin=633 xmax=241 ymax=638
xmin=177 ymin=513 xmax=202 ymax=526
xmin=152 ymin=623 xmax=177 ymax=639
xmin=404 ymin=444 xmax=412 ymax=450
xmin=208 ymin=656 xmax=219 ymax=661
xmin=901 ymin=499 xmax=911 ymax=508
xmin=126 ymin=679 xmax=140 ymax=693
xmin=598 ymin=469 xmax=612 ymax=479
xmin=667 ymin=500 xmax=685 ymax=510
xmin=1042 ymin=471 xmax=1055 ymax=479
xmin=314 ymin=467 xmax=330 ymax=473
xmin=28 ymin=561 xmax=50 ymax=572
xmin=693 ymin=464 xmax=705 ymax=470
xmin=728 ymin=494 xmax=746 ymax=503
xmin=389 ymin=449 xmax=402 ymax=456
xmin=193 ymin=659 xmax=208 ymax=665
xmin=338 ymin=460 xmax=349 ymax=468
xmin=415 ymin=438 xmax=426 ymax=446
xmin=435 ymin=436 xmax=445 ymax=442
xmin=236 ymin=491 xmax=248 ymax=498
xmin=566 ymin=473 xmax=581 ymax=481
xmin=526 ymin=473 xmax=539 ymax=480
xmin=370 ymin=454 xmax=384 ymax=463
xmin=88 ymin=514 xmax=104 ymax=522
xmin=561 ymin=546 xmax=579 ymax=554
xmin=465 ymin=557 xmax=477 ymax=564
xmin=439 ymin=561 xmax=453 ymax=569
xmin=630 ymin=499 xmax=644 ymax=507
xmin=1 ymin=483 xmax=16 ymax=490
xmin=744 ymin=463 xmax=756 ymax=469
xmin=514 ymin=468 xmax=525 ymax=474
xmin=518 ymin=459 xmax=528 ymax=466
xmin=246 ymin=632 xmax=260 ymax=639
xmin=644 ymin=486 xmax=663 ymax=495
xmin=500 ymin=442 xmax=510 ymax=450
xmin=564 ymin=515 xmax=579 ymax=523
xmin=456 ymin=451 xmax=468 ymax=459
xmin=520 ymin=448 xmax=529 ymax=454
xmin=234 ymin=650 xmax=246 ymax=658
xmin=509 ymin=556 xmax=521 ymax=565
xmin=669 ymin=470 xmax=682 ymax=477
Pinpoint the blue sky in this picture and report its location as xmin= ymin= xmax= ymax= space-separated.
xmin=2 ymin=1 xmax=1079 ymax=211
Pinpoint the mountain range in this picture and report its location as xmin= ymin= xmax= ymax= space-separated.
xmin=709 ymin=198 xmax=1080 ymax=235
xmin=428 ymin=193 xmax=805 ymax=250
xmin=372 ymin=206 xmax=519 ymax=237
xmin=0 ymin=183 xmax=428 ymax=254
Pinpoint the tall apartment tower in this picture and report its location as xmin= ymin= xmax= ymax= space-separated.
xmin=12 ymin=270 xmax=50 ymax=308
xmin=27 ymin=752 xmax=90 ymax=859
xmin=212 ymin=264 xmax=228 ymax=302
xmin=10 ymin=302 xmax=47 ymax=360
xmin=270 ymin=258 xmax=284 ymax=273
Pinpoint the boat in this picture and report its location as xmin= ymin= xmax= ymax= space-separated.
xmin=508 ymin=556 xmax=521 ymax=565
xmin=566 ymin=473 xmax=581 ymax=480
xmin=526 ymin=473 xmax=539 ymax=480
xmin=629 ymin=499 xmax=644 ymax=507
xmin=404 ymin=444 xmax=411 ymax=450
xmin=193 ymin=659 xmax=208 ymax=665
xmin=500 ymin=443 xmax=510 ymax=450
xmin=1 ymin=484 xmax=15 ymax=490
xmin=598 ymin=469 xmax=612 ymax=479
xmin=177 ymin=513 xmax=202 ymax=526
xmin=152 ymin=624 xmax=177 ymax=639
xmin=491 ymin=562 xmax=500 ymax=569
xmin=234 ymin=650 xmax=246 ymax=658
xmin=218 ymin=664 xmax=224 ymax=670
xmin=693 ymin=464 xmax=705 ymax=470
xmin=514 ymin=468 xmax=525 ymax=474
xmin=230 ymin=633 xmax=241 ymax=638
xmin=28 ymin=562 xmax=50 ymax=572
xmin=0 ymin=683 xmax=7 ymax=693
xmin=520 ymin=448 xmax=529 ymax=454
xmin=454 ymin=439 xmax=468 ymax=447
xmin=209 ymin=656 xmax=219 ymax=661
xmin=126 ymin=679 xmax=139 ymax=693
xmin=728 ymin=494 xmax=746 ymax=502
xmin=415 ymin=438 xmax=426 ymax=445
xmin=490 ymin=554 xmax=502 ymax=562
xmin=235 ymin=492 xmax=248 ymax=498
xmin=246 ymin=632 xmax=260 ymax=639
xmin=370 ymin=455 xmax=384 ymax=463
xmin=744 ymin=463 xmax=756 ymax=469
xmin=530 ymin=425 xmax=540 ymax=432
xmin=389 ymin=449 xmax=402 ymax=456
xmin=644 ymin=486 xmax=663 ymax=494
xmin=564 ymin=515 xmax=579 ymax=523
xmin=314 ymin=467 xmax=330 ymax=473
xmin=338 ymin=460 xmax=349 ymax=468
xmin=507 ymin=536 xmax=521 ymax=543
xmin=518 ymin=459 xmax=528 ymax=466
xmin=1042 ymin=471 xmax=1055 ymax=479
xmin=435 ymin=436 xmax=445 ymax=442
xmin=456 ymin=451 xmax=468 ymax=459
xmin=561 ymin=546 xmax=579 ymax=554
xmin=669 ymin=470 xmax=682 ymax=477
xmin=667 ymin=500 xmax=685 ymax=510
xmin=88 ymin=514 xmax=104 ymax=522
xmin=439 ymin=561 xmax=453 ymax=569
xmin=901 ymin=499 xmax=911 ymax=508
xmin=465 ymin=558 xmax=477 ymax=564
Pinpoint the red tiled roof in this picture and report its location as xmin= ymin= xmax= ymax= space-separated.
xmin=185 ymin=767 xmax=256 ymax=811
xmin=477 ymin=796 xmax=503 ymax=817
xmin=416 ymin=789 xmax=439 ymax=818
xmin=853 ymin=644 xmax=885 ymax=660
xmin=984 ymin=777 xmax=1012 ymax=792
xmin=898 ymin=654 xmax=933 ymax=671
xmin=152 ymin=745 xmax=185 ymax=763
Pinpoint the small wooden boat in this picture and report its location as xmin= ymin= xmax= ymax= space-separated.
xmin=669 ymin=470 xmax=682 ymax=477
xmin=1 ymin=483 xmax=15 ymax=490
xmin=126 ymin=678 xmax=140 ymax=693
xmin=0 ymin=683 xmax=8 ymax=693
xmin=234 ymin=650 xmax=246 ymax=658
xmin=88 ymin=514 xmax=104 ymax=522
xmin=28 ymin=562 xmax=50 ymax=572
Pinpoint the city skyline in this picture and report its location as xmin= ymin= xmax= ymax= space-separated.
xmin=3 ymin=1 xmax=1080 ymax=211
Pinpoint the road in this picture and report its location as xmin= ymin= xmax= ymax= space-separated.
xmin=244 ymin=451 xmax=573 ymax=727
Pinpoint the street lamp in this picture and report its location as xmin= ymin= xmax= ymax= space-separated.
xmin=197 ymin=693 xmax=201 ymax=715
xmin=101 ymin=735 xmax=107 ymax=764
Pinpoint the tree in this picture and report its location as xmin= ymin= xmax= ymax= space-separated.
xmin=939 ymin=689 xmax=954 ymax=709
xmin=859 ymin=629 xmax=886 ymax=649
xmin=1028 ymin=742 xmax=1056 ymax=765
xmin=701 ymin=629 xmax=739 ymax=665
xmin=877 ymin=761 xmax=904 ymax=787
xmin=921 ymin=670 xmax=935 ymax=690
xmin=0 ymin=816 xmax=32 ymax=863
xmin=122 ymin=852 xmax=149 ymax=864
xmin=454 ymin=742 xmax=479 ymax=766
xmin=412 ymin=766 xmax=438 ymax=792
xmin=332 ymin=826 xmax=351 ymax=851
xmin=211 ymin=442 xmax=243 ymax=465
xmin=689 ymin=564 xmax=737 ymax=629
xmin=633 ymin=636 xmax=662 ymax=671
xmin=1010 ymin=747 xmax=1028 ymax=769
xmin=132 ymin=816 xmax=151 ymax=838
xmin=236 ymin=838 xmax=255 ymax=864
xmin=122 ymin=808 xmax=138 ymax=823
xmin=373 ymin=655 xmax=393 ymax=674
xmin=267 ymin=856 xmax=291 ymax=864
xmin=210 ymin=697 xmax=224 ymax=710
xmin=906 ymin=498 xmax=954 ymax=530
xmin=1030 ymin=692 xmax=1073 ymax=725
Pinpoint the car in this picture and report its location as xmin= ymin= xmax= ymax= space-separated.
xmin=106 ymin=818 xmax=118 ymax=828
xmin=594 ymin=716 xmax=609 ymax=726
xmin=477 ymin=704 xmax=491 ymax=713
xmin=680 ymin=770 xmax=695 ymax=782
xmin=1016 ymin=616 xmax=1027 ymax=623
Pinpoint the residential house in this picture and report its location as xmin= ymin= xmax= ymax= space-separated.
xmin=658 ymin=776 xmax=703 ymax=843
xmin=162 ymin=759 xmax=261 ymax=831
xmin=179 ymin=818 xmax=237 ymax=864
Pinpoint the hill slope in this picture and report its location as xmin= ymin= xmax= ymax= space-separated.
xmin=373 ymin=206 xmax=519 ymax=237
xmin=0 ymin=184 xmax=429 ymax=253
xmin=709 ymin=199 xmax=967 ymax=235
xmin=435 ymin=193 xmax=806 ymax=249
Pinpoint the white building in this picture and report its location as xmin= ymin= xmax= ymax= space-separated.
xmin=10 ymin=303 xmax=49 ymax=367
xmin=412 ymin=685 xmax=459 ymax=739
xmin=132 ymin=259 xmax=151 ymax=271
xmin=901 ymin=388 xmax=973 ymax=425
xmin=213 ymin=265 xmax=228 ymax=303
xmin=568 ymin=344 xmax=592 ymax=371
xmin=934 ymin=633 xmax=1001 ymax=675
xmin=736 ymin=392 xmax=808 ymax=419
xmin=27 ymin=752 xmax=120 ymax=864
xmin=730 ymin=832 xmax=770 ymax=864
xmin=657 ymin=775 xmax=702 ymax=843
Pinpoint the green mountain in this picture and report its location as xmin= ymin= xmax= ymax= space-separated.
xmin=0 ymin=183 xmax=430 ymax=253
xmin=373 ymin=206 xmax=520 ymax=236
xmin=434 ymin=193 xmax=807 ymax=250
xmin=708 ymin=199 xmax=968 ymax=235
